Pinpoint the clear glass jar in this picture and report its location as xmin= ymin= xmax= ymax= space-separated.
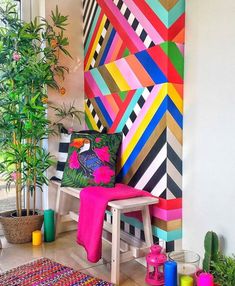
xmin=169 ymin=250 xmax=200 ymax=284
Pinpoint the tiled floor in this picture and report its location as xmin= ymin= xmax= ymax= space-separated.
xmin=0 ymin=231 xmax=148 ymax=285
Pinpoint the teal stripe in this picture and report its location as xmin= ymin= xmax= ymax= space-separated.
xmin=90 ymin=68 xmax=111 ymax=95
xmin=105 ymin=211 xmax=182 ymax=242
xmin=146 ymin=0 xmax=185 ymax=28
xmin=116 ymin=88 xmax=144 ymax=132
xmin=84 ymin=6 xmax=101 ymax=54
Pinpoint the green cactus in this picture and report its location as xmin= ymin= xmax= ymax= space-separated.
xmin=202 ymin=231 xmax=219 ymax=272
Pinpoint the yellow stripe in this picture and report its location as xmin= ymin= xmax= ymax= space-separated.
xmin=85 ymin=16 xmax=107 ymax=71
xmin=105 ymin=62 xmax=131 ymax=91
xmin=168 ymin=83 xmax=183 ymax=114
xmin=85 ymin=104 xmax=99 ymax=131
xmin=118 ymin=84 xmax=168 ymax=171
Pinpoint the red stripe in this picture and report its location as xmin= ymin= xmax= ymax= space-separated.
xmin=168 ymin=14 xmax=185 ymax=41
xmin=116 ymin=42 xmax=127 ymax=61
xmin=84 ymin=11 xmax=104 ymax=68
xmin=148 ymin=46 xmax=183 ymax=84
xmin=113 ymin=93 xmax=123 ymax=108
xmin=109 ymin=90 xmax=136 ymax=132
xmin=97 ymin=0 xmax=139 ymax=53
xmin=132 ymin=0 xmax=168 ymax=40
xmin=157 ymin=198 xmax=182 ymax=210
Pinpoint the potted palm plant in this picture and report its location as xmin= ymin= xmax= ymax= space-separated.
xmin=0 ymin=2 xmax=71 ymax=243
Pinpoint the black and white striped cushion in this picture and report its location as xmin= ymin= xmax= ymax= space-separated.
xmin=52 ymin=132 xmax=71 ymax=181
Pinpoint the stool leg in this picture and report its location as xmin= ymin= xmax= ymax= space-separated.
xmin=111 ymin=208 xmax=121 ymax=285
xmin=142 ymin=206 xmax=153 ymax=247
xmin=55 ymin=187 xmax=62 ymax=237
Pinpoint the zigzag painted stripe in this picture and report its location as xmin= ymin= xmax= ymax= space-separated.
xmin=84 ymin=43 xmax=184 ymax=95
xmin=84 ymin=0 xmax=185 ymax=247
xmin=118 ymin=83 xmax=183 ymax=171
xmin=146 ymin=0 xmax=185 ymax=29
xmin=97 ymin=0 xmax=146 ymax=53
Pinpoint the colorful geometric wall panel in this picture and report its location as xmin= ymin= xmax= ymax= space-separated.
xmin=83 ymin=0 xmax=185 ymax=251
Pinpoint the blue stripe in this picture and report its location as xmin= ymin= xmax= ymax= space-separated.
xmin=99 ymin=29 xmax=116 ymax=66
xmin=117 ymin=96 xmax=168 ymax=181
xmin=135 ymin=50 xmax=167 ymax=84
xmin=117 ymin=96 xmax=183 ymax=180
xmin=95 ymin=97 xmax=113 ymax=127
xmin=167 ymin=96 xmax=183 ymax=128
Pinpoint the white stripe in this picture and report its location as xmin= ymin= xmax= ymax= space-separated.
xmin=135 ymin=143 xmax=167 ymax=189
xmin=167 ymin=127 xmax=182 ymax=158
xmin=151 ymin=174 xmax=167 ymax=197
xmin=55 ymin=170 xmax=63 ymax=180
xmin=60 ymin=134 xmax=71 ymax=143
xmin=142 ymin=88 xmax=150 ymax=100
xmin=58 ymin=153 xmax=68 ymax=162
xmin=167 ymin=159 xmax=182 ymax=189
xmin=135 ymin=227 xmax=141 ymax=239
xmin=84 ymin=1 xmax=96 ymax=39
xmin=124 ymin=222 xmax=130 ymax=233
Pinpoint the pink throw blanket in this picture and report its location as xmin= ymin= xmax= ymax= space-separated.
xmin=77 ymin=183 xmax=153 ymax=263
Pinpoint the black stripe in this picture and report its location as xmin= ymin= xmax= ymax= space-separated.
xmin=56 ymin=161 xmax=66 ymax=172
xmin=84 ymin=3 xmax=99 ymax=46
xmin=166 ymin=241 xmax=175 ymax=253
xmin=167 ymin=175 xmax=182 ymax=198
xmin=130 ymin=225 xmax=135 ymax=236
xmin=167 ymin=143 xmax=182 ymax=174
xmin=58 ymin=143 xmax=69 ymax=153
xmin=83 ymin=0 xmax=92 ymax=23
xmin=159 ymin=190 xmax=167 ymax=199
xmin=128 ymin=128 xmax=167 ymax=187
xmin=143 ymin=159 xmax=167 ymax=192
xmin=153 ymin=235 xmax=159 ymax=244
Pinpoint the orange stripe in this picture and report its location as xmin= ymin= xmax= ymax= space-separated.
xmin=172 ymin=28 xmax=185 ymax=44
xmin=172 ymin=83 xmax=183 ymax=99
xmin=110 ymin=36 xmax=123 ymax=62
xmin=106 ymin=94 xmax=119 ymax=115
xmin=126 ymin=54 xmax=154 ymax=87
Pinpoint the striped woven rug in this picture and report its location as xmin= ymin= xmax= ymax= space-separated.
xmin=0 ymin=257 xmax=113 ymax=285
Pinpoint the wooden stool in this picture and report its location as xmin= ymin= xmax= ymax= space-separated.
xmin=53 ymin=182 xmax=158 ymax=285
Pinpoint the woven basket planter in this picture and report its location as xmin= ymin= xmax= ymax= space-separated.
xmin=0 ymin=210 xmax=44 ymax=244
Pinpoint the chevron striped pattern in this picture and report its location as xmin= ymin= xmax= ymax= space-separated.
xmin=83 ymin=0 xmax=185 ymax=250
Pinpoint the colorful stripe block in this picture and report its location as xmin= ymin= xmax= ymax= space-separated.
xmin=83 ymin=0 xmax=185 ymax=250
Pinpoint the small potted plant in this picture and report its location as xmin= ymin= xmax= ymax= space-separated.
xmin=0 ymin=2 xmax=71 ymax=243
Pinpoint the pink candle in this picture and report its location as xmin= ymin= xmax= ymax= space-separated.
xmin=197 ymin=273 xmax=214 ymax=286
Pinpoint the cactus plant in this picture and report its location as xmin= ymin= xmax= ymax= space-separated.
xmin=202 ymin=231 xmax=219 ymax=272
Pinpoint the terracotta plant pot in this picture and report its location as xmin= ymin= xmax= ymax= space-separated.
xmin=0 ymin=210 xmax=44 ymax=244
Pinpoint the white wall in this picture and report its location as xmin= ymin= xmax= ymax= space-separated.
xmin=183 ymin=0 xmax=235 ymax=257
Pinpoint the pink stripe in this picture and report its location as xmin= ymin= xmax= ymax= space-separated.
xmin=121 ymin=85 xmax=161 ymax=151
xmin=105 ymin=0 xmax=145 ymax=51
xmin=115 ymin=58 xmax=142 ymax=89
xmin=152 ymin=207 xmax=182 ymax=221
xmin=123 ymin=0 xmax=163 ymax=44
xmin=85 ymin=72 xmax=103 ymax=98
xmin=98 ymin=95 xmax=116 ymax=121
xmin=105 ymin=33 xmax=120 ymax=63
xmin=176 ymin=43 xmax=185 ymax=55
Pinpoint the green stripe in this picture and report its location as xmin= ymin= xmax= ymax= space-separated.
xmin=161 ymin=42 xmax=184 ymax=78
xmin=85 ymin=114 xmax=93 ymax=130
xmin=119 ymin=90 xmax=128 ymax=101
xmin=84 ymin=6 xmax=101 ymax=54
xmin=145 ymin=0 xmax=185 ymax=28
xmin=90 ymin=68 xmax=111 ymax=95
